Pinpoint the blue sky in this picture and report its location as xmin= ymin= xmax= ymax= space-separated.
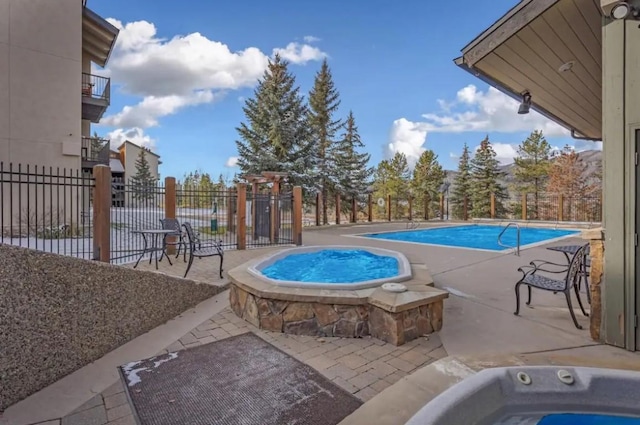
xmin=90 ymin=0 xmax=601 ymax=181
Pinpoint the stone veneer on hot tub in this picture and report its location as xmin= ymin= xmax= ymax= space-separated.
xmin=228 ymin=248 xmax=449 ymax=346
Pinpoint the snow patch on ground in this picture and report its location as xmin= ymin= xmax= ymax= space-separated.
xmin=122 ymin=352 xmax=180 ymax=387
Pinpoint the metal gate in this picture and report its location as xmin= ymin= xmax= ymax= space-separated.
xmin=254 ymin=193 xmax=270 ymax=239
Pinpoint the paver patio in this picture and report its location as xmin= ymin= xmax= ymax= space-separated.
xmin=5 ymin=222 xmax=637 ymax=425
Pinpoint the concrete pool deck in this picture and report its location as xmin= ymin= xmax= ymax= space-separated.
xmin=3 ymin=221 xmax=638 ymax=425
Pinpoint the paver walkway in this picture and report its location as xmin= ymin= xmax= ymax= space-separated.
xmin=59 ymin=307 xmax=446 ymax=425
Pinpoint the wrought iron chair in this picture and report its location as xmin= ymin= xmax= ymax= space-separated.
xmin=514 ymin=243 xmax=589 ymax=329
xmin=159 ymin=218 xmax=187 ymax=261
xmin=182 ymin=222 xmax=224 ymax=279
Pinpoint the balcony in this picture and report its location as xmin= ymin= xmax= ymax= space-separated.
xmin=81 ymin=73 xmax=110 ymax=123
xmin=81 ymin=136 xmax=110 ymax=169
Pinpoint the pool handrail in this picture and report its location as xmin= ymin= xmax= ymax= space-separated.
xmin=498 ymin=222 xmax=521 ymax=256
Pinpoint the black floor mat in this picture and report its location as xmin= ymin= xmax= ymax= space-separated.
xmin=119 ymin=332 xmax=363 ymax=425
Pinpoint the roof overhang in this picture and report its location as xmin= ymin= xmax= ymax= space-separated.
xmin=455 ymin=0 xmax=603 ymax=141
xmin=82 ymin=6 xmax=119 ymax=68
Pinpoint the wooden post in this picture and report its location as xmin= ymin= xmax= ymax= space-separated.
xmin=558 ymin=194 xmax=564 ymax=221
xmin=439 ymin=193 xmax=444 ymax=220
xmin=351 ymin=197 xmax=357 ymax=223
xmin=315 ymin=193 xmax=321 ymax=226
xmin=408 ymin=195 xmax=413 ymax=221
xmin=463 ymin=195 xmax=468 ymax=221
xmin=270 ymin=181 xmax=280 ymax=243
xmin=387 ymin=194 xmax=392 ymax=221
xmin=293 ymin=186 xmax=303 ymax=245
xmin=164 ymin=176 xmax=176 ymax=255
xmin=522 ymin=193 xmax=528 ymax=221
xmin=236 ymin=183 xmax=246 ymax=250
xmin=335 ymin=193 xmax=341 ymax=225
xmin=490 ymin=193 xmax=496 ymax=219
xmin=368 ymin=194 xmax=373 ymax=222
xmin=93 ymin=165 xmax=111 ymax=262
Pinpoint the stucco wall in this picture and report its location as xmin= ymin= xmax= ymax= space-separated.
xmin=0 ymin=0 xmax=82 ymax=168
xmin=0 ymin=244 xmax=224 ymax=412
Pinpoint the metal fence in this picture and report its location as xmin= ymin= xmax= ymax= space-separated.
xmin=0 ymin=162 xmax=95 ymax=259
xmin=246 ymin=191 xmax=294 ymax=248
xmin=176 ymin=186 xmax=237 ymax=248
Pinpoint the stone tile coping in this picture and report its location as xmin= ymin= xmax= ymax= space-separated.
xmin=229 ymin=256 xmax=447 ymax=313
xmin=582 ymin=227 xmax=604 ymax=240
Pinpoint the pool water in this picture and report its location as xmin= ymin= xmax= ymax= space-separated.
xmin=364 ymin=225 xmax=579 ymax=251
xmin=538 ymin=413 xmax=640 ymax=424
xmin=260 ymin=249 xmax=399 ymax=283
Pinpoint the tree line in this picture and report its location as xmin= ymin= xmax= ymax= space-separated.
xmin=235 ymin=55 xmax=373 ymax=225
xmin=371 ymin=130 xmax=601 ymax=220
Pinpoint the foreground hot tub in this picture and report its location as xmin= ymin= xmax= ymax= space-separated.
xmin=405 ymin=366 xmax=640 ymax=425
xmin=247 ymin=245 xmax=412 ymax=289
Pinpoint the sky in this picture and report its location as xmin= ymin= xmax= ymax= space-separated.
xmin=89 ymin=0 xmax=602 ymax=181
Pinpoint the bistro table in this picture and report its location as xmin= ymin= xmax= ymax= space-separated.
xmin=132 ymin=229 xmax=176 ymax=270
xmin=546 ymin=245 xmax=583 ymax=264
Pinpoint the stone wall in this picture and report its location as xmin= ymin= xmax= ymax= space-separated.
xmin=229 ymin=284 xmax=445 ymax=345
xmin=230 ymin=284 xmax=370 ymax=338
xmin=0 ymin=244 xmax=224 ymax=412
xmin=585 ymin=230 xmax=605 ymax=341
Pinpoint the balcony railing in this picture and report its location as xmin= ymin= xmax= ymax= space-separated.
xmin=81 ymin=72 xmax=110 ymax=103
xmin=81 ymin=136 xmax=110 ymax=166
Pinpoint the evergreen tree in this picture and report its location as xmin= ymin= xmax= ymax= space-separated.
xmin=308 ymin=59 xmax=342 ymax=225
xmin=451 ymin=143 xmax=472 ymax=219
xmin=235 ymin=54 xmax=314 ymax=189
xmin=513 ymin=130 xmax=552 ymax=219
xmin=91 ymin=131 xmax=106 ymax=159
xmin=411 ymin=150 xmax=444 ymax=218
xmin=130 ymin=148 xmax=156 ymax=203
xmin=333 ymin=111 xmax=373 ymax=198
xmin=371 ymin=152 xmax=410 ymax=219
xmin=470 ymin=136 xmax=508 ymax=218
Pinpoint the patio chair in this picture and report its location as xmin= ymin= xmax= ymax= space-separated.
xmin=535 ymin=243 xmax=591 ymax=304
xmin=159 ymin=218 xmax=187 ymax=261
xmin=514 ymin=243 xmax=589 ymax=329
xmin=182 ymin=222 xmax=224 ymax=279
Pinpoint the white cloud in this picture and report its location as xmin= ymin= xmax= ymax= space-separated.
xmin=272 ymin=42 xmax=327 ymax=65
xmin=99 ymin=18 xmax=326 ymax=140
xmin=225 ymin=156 xmax=239 ymax=168
xmin=105 ymin=127 xmax=156 ymax=150
xmin=385 ymin=118 xmax=429 ymax=165
xmin=421 ymin=85 xmax=569 ymax=136
xmin=476 ymin=142 xmax=518 ymax=165
xmin=303 ymin=35 xmax=321 ymax=43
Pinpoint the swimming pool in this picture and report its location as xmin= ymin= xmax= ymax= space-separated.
xmin=362 ymin=225 xmax=580 ymax=251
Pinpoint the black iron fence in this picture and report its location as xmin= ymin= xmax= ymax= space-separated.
xmin=0 ymin=162 xmax=94 ymax=259
xmin=246 ymin=191 xmax=294 ymax=248
xmin=176 ymin=187 xmax=237 ymax=248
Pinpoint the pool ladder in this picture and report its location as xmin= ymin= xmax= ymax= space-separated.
xmin=498 ymin=222 xmax=521 ymax=256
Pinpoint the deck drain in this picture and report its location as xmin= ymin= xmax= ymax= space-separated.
xmin=517 ymin=371 xmax=532 ymax=385
xmin=557 ymin=369 xmax=575 ymax=385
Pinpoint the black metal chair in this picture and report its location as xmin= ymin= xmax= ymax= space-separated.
xmin=182 ymin=222 xmax=224 ymax=279
xmin=159 ymin=218 xmax=186 ymax=261
xmin=514 ymin=243 xmax=589 ymax=329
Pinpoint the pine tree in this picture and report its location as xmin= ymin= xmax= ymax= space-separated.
xmin=513 ymin=130 xmax=552 ymax=219
xmin=451 ymin=143 xmax=472 ymax=219
xmin=548 ymin=145 xmax=589 ymax=220
xmin=130 ymin=148 xmax=156 ymax=203
xmin=411 ymin=150 xmax=444 ymax=218
xmin=308 ymin=59 xmax=342 ymax=225
xmin=91 ymin=131 xmax=106 ymax=159
xmin=333 ymin=111 xmax=373 ymax=198
xmin=470 ymin=136 xmax=508 ymax=218
xmin=235 ymin=54 xmax=314 ymax=189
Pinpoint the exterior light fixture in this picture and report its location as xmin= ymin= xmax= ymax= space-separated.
xmin=518 ymin=92 xmax=532 ymax=115
xmin=558 ymin=61 xmax=575 ymax=73
xmin=611 ymin=1 xmax=631 ymax=19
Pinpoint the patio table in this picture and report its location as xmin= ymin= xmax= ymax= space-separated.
xmin=547 ymin=244 xmax=591 ymax=304
xmin=546 ymin=245 xmax=582 ymax=264
xmin=132 ymin=229 xmax=175 ymax=270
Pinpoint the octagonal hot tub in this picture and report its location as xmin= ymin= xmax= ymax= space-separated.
xmin=247 ymin=245 xmax=412 ymax=290
xmin=228 ymin=246 xmax=449 ymax=345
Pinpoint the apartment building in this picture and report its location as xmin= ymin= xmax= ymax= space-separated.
xmin=0 ymin=0 xmax=118 ymax=169
xmin=109 ymin=142 xmax=161 ymax=207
